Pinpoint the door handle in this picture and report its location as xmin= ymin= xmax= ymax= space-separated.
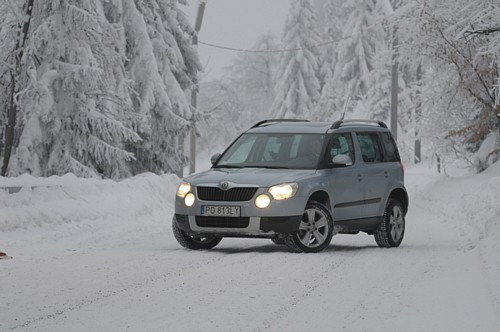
xmin=384 ymin=171 xmax=389 ymax=178
xmin=357 ymin=174 xmax=362 ymax=182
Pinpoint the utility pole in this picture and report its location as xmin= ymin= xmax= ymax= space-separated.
xmin=190 ymin=0 xmax=207 ymax=175
xmin=390 ymin=28 xmax=399 ymax=141
xmin=414 ymin=63 xmax=422 ymax=163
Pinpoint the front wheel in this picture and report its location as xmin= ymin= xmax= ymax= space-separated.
xmin=172 ymin=219 xmax=222 ymax=250
xmin=285 ymin=201 xmax=334 ymax=253
xmin=374 ymin=198 xmax=405 ymax=248
xmin=271 ymin=236 xmax=286 ymax=245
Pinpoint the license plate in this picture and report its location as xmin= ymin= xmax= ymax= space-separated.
xmin=201 ymin=205 xmax=241 ymax=217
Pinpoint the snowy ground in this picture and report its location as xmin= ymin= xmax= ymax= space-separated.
xmin=1 ymin=163 xmax=500 ymax=332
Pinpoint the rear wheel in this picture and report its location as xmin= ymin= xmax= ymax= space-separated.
xmin=285 ymin=201 xmax=333 ymax=253
xmin=374 ymin=198 xmax=405 ymax=248
xmin=172 ymin=219 xmax=222 ymax=250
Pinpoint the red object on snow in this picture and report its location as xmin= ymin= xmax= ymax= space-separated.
xmin=0 ymin=251 xmax=10 ymax=258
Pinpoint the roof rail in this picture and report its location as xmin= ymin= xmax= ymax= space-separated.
xmin=251 ymin=119 xmax=310 ymax=129
xmin=331 ymin=119 xmax=388 ymax=129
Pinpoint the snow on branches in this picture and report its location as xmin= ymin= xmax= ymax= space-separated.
xmin=0 ymin=0 xmax=199 ymax=178
xmin=272 ymin=0 xmax=321 ymax=119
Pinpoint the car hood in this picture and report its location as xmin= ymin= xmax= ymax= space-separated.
xmin=184 ymin=168 xmax=317 ymax=188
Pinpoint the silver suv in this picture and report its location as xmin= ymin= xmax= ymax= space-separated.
xmin=172 ymin=119 xmax=408 ymax=253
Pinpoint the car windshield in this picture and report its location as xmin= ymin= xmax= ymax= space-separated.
xmin=214 ymin=133 xmax=325 ymax=169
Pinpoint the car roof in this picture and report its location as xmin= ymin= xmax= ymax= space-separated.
xmin=246 ymin=120 xmax=390 ymax=134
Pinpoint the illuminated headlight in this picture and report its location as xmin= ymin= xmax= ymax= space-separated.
xmin=268 ymin=183 xmax=298 ymax=200
xmin=184 ymin=193 xmax=195 ymax=207
xmin=176 ymin=182 xmax=191 ymax=198
xmin=255 ymin=194 xmax=271 ymax=209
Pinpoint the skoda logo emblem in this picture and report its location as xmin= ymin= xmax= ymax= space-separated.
xmin=220 ymin=182 xmax=230 ymax=191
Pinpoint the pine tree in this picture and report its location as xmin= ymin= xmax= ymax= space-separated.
xmin=120 ymin=0 xmax=200 ymax=175
xmin=332 ymin=0 xmax=380 ymax=104
xmin=272 ymin=0 xmax=321 ymax=119
xmin=226 ymin=33 xmax=279 ymax=118
xmin=360 ymin=0 xmax=395 ymax=121
xmin=9 ymin=1 xmax=141 ymax=178
xmin=0 ymin=1 xmax=19 ymax=166
xmin=0 ymin=0 xmax=200 ymax=178
xmin=316 ymin=0 xmax=389 ymax=121
xmin=317 ymin=0 xmax=342 ymax=90
xmin=0 ymin=0 xmax=35 ymax=176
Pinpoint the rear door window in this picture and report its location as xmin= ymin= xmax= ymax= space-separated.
xmin=356 ymin=133 xmax=384 ymax=163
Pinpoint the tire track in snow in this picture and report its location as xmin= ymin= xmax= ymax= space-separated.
xmin=254 ymin=253 xmax=350 ymax=332
xmin=5 ymin=242 xmax=265 ymax=331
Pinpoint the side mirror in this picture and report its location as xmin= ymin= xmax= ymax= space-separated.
xmin=210 ymin=153 xmax=222 ymax=165
xmin=332 ymin=154 xmax=353 ymax=167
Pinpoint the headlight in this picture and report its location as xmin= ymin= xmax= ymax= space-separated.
xmin=268 ymin=183 xmax=298 ymax=200
xmin=184 ymin=193 xmax=195 ymax=207
xmin=176 ymin=182 xmax=191 ymax=198
xmin=255 ymin=194 xmax=271 ymax=208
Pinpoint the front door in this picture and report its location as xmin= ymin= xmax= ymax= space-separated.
xmin=322 ymin=133 xmax=367 ymax=221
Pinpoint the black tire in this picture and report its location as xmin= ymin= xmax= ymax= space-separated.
xmin=374 ymin=198 xmax=405 ymax=248
xmin=271 ymin=236 xmax=286 ymax=245
xmin=285 ymin=201 xmax=334 ymax=253
xmin=172 ymin=219 xmax=222 ymax=250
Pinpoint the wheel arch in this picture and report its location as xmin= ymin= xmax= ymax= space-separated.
xmin=307 ymin=190 xmax=332 ymax=211
xmin=389 ymin=188 xmax=409 ymax=214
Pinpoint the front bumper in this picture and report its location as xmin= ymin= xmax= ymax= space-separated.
xmin=174 ymin=214 xmax=302 ymax=236
xmin=174 ymin=188 xmax=305 ymax=236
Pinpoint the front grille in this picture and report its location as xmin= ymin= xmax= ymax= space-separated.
xmin=197 ymin=187 xmax=258 ymax=202
xmin=195 ymin=216 xmax=250 ymax=228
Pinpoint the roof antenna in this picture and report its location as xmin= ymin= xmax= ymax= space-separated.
xmin=340 ymin=92 xmax=351 ymax=121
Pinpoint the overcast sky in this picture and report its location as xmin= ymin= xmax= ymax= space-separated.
xmin=185 ymin=0 xmax=290 ymax=80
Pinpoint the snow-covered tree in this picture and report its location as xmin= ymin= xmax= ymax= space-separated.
xmin=394 ymin=0 xmax=500 ymax=169
xmin=197 ymin=34 xmax=280 ymax=153
xmin=0 ymin=0 xmax=200 ymax=178
xmin=317 ymin=0 xmax=342 ymax=90
xmin=315 ymin=0 xmax=392 ymax=122
xmin=332 ymin=0 xmax=380 ymax=101
xmin=121 ymin=0 xmax=200 ymax=175
xmin=0 ymin=1 xmax=19 ymax=167
xmin=224 ymin=33 xmax=279 ymax=118
xmin=272 ymin=0 xmax=321 ymax=119
xmin=6 ymin=1 xmax=142 ymax=178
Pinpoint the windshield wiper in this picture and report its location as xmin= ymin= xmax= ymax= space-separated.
xmin=213 ymin=164 xmax=245 ymax=168
xmin=215 ymin=164 xmax=290 ymax=169
xmin=245 ymin=165 xmax=290 ymax=169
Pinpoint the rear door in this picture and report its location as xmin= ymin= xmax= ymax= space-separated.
xmin=355 ymin=132 xmax=387 ymax=217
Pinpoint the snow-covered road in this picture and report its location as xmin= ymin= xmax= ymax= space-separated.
xmin=1 ymin=166 xmax=500 ymax=331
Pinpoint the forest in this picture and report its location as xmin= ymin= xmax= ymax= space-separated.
xmin=0 ymin=0 xmax=499 ymax=178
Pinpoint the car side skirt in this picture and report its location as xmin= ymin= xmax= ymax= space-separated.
xmin=334 ymin=216 xmax=383 ymax=234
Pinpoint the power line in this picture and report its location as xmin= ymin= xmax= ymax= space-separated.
xmin=197 ymin=14 xmax=392 ymax=54
xmin=198 ymin=40 xmax=338 ymax=53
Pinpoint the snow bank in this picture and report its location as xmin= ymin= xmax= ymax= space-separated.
xmin=475 ymin=131 xmax=500 ymax=171
xmin=0 ymin=173 xmax=180 ymax=232
xmin=408 ymin=161 xmax=500 ymax=306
